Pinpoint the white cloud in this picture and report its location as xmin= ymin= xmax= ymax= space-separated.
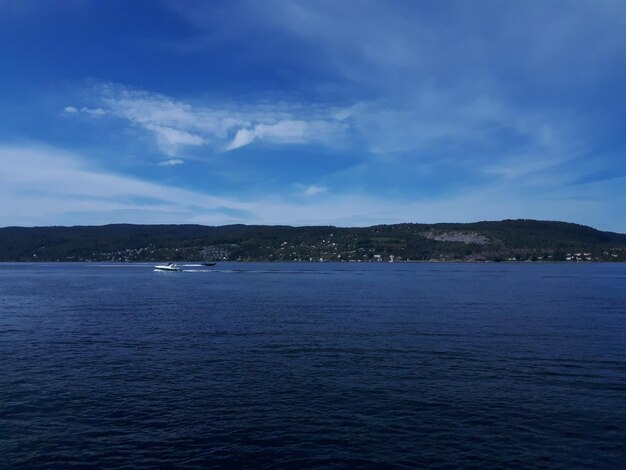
xmin=163 ymin=1 xmax=611 ymax=169
xmin=225 ymin=119 xmax=341 ymax=150
xmin=65 ymin=106 xmax=107 ymax=116
xmin=225 ymin=128 xmax=256 ymax=151
xmin=158 ymin=159 xmax=185 ymax=166
xmin=0 ymin=144 xmax=254 ymax=226
xmin=346 ymin=91 xmax=574 ymax=162
xmin=66 ymin=84 xmax=347 ymax=156
xmin=300 ymin=185 xmax=327 ymax=196
xmin=1 ymin=144 xmax=624 ymax=231
xmin=145 ymin=125 xmax=204 ymax=155
xmin=66 ymin=81 xmax=575 ymax=177
xmin=80 ymin=107 xmax=107 ymax=116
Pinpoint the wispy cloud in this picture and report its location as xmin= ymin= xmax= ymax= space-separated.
xmin=66 ymin=81 xmax=577 ymax=181
xmin=295 ymin=184 xmax=327 ymax=197
xmin=61 ymin=81 xmax=589 ymax=212
xmin=66 ymin=83 xmax=348 ymax=156
xmin=163 ymin=0 xmax=619 ymax=167
xmin=158 ymin=159 xmax=184 ymax=166
xmin=225 ymin=120 xmax=341 ymax=150
xmin=302 ymin=185 xmax=327 ymax=197
xmin=146 ymin=124 xmax=204 ymax=150
xmin=65 ymin=106 xmax=106 ymax=116
xmin=1 ymin=144 xmax=624 ymax=231
xmin=0 ymin=144 xmax=252 ymax=226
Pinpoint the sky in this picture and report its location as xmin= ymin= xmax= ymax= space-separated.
xmin=1 ymin=0 xmax=625 ymax=231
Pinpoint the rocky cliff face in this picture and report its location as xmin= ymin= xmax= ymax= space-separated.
xmin=419 ymin=230 xmax=492 ymax=245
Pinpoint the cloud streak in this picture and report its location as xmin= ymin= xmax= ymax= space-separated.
xmin=2 ymin=144 xmax=624 ymax=231
xmin=158 ymin=159 xmax=185 ymax=166
xmin=66 ymin=84 xmax=348 ymax=156
xmin=0 ymin=145 xmax=253 ymax=226
xmin=225 ymin=119 xmax=342 ymax=150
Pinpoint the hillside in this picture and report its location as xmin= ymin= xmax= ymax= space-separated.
xmin=1 ymin=220 xmax=625 ymax=262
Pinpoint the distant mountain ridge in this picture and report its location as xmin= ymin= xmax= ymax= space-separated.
xmin=1 ymin=220 xmax=625 ymax=262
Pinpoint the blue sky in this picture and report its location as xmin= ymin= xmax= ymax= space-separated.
xmin=1 ymin=0 xmax=625 ymax=231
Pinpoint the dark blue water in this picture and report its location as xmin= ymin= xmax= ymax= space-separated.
xmin=1 ymin=262 xmax=625 ymax=468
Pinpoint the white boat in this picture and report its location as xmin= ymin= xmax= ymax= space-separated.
xmin=154 ymin=263 xmax=182 ymax=272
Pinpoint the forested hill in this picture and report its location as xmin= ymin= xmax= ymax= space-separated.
xmin=1 ymin=220 xmax=625 ymax=262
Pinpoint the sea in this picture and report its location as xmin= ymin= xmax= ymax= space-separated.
xmin=1 ymin=262 xmax=625 ymax=468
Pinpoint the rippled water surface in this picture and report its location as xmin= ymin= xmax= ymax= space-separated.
xmin=1 ymin=262 xmax=625 ymax=468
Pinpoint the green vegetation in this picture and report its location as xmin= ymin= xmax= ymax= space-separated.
xmin=1 ymin=220 xmax=625 ymax=262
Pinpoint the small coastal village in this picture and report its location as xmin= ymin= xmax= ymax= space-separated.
xmin=5 ymin=221 xmax=625 ymax=263
xmin=81 ymin=239 xmax=625 ymax=264
xmin=81 ymin=245 xmax=625 ymax=264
